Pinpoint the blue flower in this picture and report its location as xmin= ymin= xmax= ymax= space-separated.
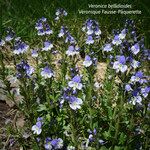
xmin=129 ymin=90 xmax=142 ymax=105
xmin=0 ymin=39 xmax=5 ymax=46
xmin=86 ymin=36 xmax=94 ymax=45
xmin=103 ymin=43 xmax=113 ymax=52
xmin=35 ymin=18 xmax=53 ymax=36
xmin=143 ymin=49 xmax=150 ymax=60
xmin=131 ymin=59 xmax=140 ymax=69
xmin=131 ymin=43 xmax=140 ymax=55
xmin=83 ymin=55 xmax=92 ymax=67
xmin=86 ymin=19 xmax=93 ymax=28
xmin=59 ymin=97 xmax=65 ymax=108
xmin=31 ymin=121 xmax=42 ymax=135
xmin=93 ymin=57 xmax=98 ymax=66
xmin=26 ymin=66 xmax=34 ymax=76
xmin=99 ymin=139 xmax=105 ymax=145
xmin=38 ymin=29 xmax=45 ymax=36
xmin=5 ymin=28 xmax=15 ymax=41
xmin=51 ymin=138 xmax=63 ymax=149
xmin=70 ymin=67 xmax=79 ymax=77
xmin=13 ymin=38 xmax=29 ymax=55
xmin=119 ymin=29 xmax=126 ymax=40
xmin=141 ymin=87 xmax=150 ymax=98
xmin=44 ymin=138 xmax=63 ymax=150
xmin=55 ymin=8 xmax=67 ymax=21
xmin=88 ymin=134 xmax=93 ymax=142
xmin=130 ymin=71 xmax=143 ymax=83
xmin=58 ymin=26 xmax=66 ymax=37
xmin=62 ymin=87 xmax=72 ymax=101
xmin=125 ymin=84 xmax=132 ymax=92
xmin=130 ymin=95 xmax=142 ymax=105
xmin=65 ymin=33 xmax=76 ymax=44
xmin=66 ymin=45 xmax=80 ymax=56
xmin=93 ymin=128 xmax=97 ymax=135
xmin=69 ymin=96 xmax=83 ymax=110
xmin=40 ymin=17 xmax=47 ymax=22
xmin=16 ymin=61 xmax=34 ymax=78
xmin=35 ymin=22 xmax=43 ymax=30
xmin=45 ymin=138 xmax=52 ymax=150
xmin=45 ymin=24 xmax=53 ymax=35
xmin=45 ymin=28 xmax=53 ymax=35
xmin=87 ymin=28 xmax=93 ymax=35
xmin=42 ymin=41 xmax=53 ymax=51
xmin=113 ymin=55 xmax=127 ymax=73
xmin=112 ymin=35 xmax=122 ymax=45
xmin=87 ymin=128 xmax=97 ymax=143
xmin=95 ymin=26 xmax=101 ymax=36
xmin=41 ymin=66 xmax=54 ymax=79
xmin=37 ymin=117 xmax=43 ymax=122
xmin=82 ymin=19 xmax=101 ymax=37
xmin=51 ymin=139 xmax=58 ymax=148
xmin=31 ymin=49 xmax=38 ymax=58
xmin=36 ymin=137 xmax=41 ymax=143
xmin=55 ymin=8 xmax=67 ymax=16
xmin=58 ymin=27 xmax=75 ymax=43
xmin=68 ymin=75 xmax=82 ymax=90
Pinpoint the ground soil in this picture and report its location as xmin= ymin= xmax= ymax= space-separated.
xmin=0 ymin=101 xmax=19 ymax=150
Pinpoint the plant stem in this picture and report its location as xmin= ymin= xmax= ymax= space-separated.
xmin=112 ymin=84 xmax=124 ymax=147
xmin=69 ymin=109 xmax=78 ymax=148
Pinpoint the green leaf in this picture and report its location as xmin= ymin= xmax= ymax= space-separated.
xmin=46 ymin=114 xmax=51 ymax=121
xmin=100 ymin=146 xmax=108 ymax=150
xmin=119 ymin=132 xmax=127 ymax=145
xmin=49 ymin=95 xmax=55 ymax=101
xmin=103 ymin=131 xmax=110 ymax=139
xmin=37 ymin=104 xmax=47 ymax=112
xmin=87 ymin=147 xmax=96 ymax=150
xmin=32 ymin=143 xmax=40 ymax=150
xmin=114 ymin=146 xmax=124 ymax=150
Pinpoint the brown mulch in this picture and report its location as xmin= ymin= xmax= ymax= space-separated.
xmin=0 ymin=101 xmax=19 ymax=150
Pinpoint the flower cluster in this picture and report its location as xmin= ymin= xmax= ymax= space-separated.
xmin=66 ymin=45 xmax=80 ymax=56
xmin=42 ymin=41 xmax=53 ymax=51
xmin=106 ymin=20 xmax=150 ymax=106
xmin=16 ymin=60 xmax=34 ymax=78
xmin=88 ymin=128 xmax=97 ymax=142
xmin=0 ymin=28 xmax=15 ymax=46
xmin=45 ymin=137 xmax=63 ymax=150
xmin=41 ymin=66 xmax=54 ymax=79
xmin=61 ymin=74 xmax=83 ymax=110
xmin=103 ymin=43 xmax=113 ymax=52
xmin=13 ymin=37 xmax=29 ymax=55
xmin=82 ymin=19 xmax=101 ymax=45
xmin=113 ymin=55 xmax=127 ymax=73
xmin=58 ymin=26 xmax=76 ymax=44
xmin=131 ymin=43 xmax=140 ymax=55
xmin=126 ymin=71 xmax=150 ymax=105
xmin=55 ymin=8 xmax=67 ymax=21
xmin=68 ymin=75 xmax=82 ymax=90
xmin=83 ymin=55 xmax=93 ymax=67
xmin=5 ymin=28 xmax=15 ymax=42
xmin=35 ymin=17 xmax=53 ymax=36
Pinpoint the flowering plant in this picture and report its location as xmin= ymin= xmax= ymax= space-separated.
xmin=0 ymin=9 xmax=149 ymax=150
